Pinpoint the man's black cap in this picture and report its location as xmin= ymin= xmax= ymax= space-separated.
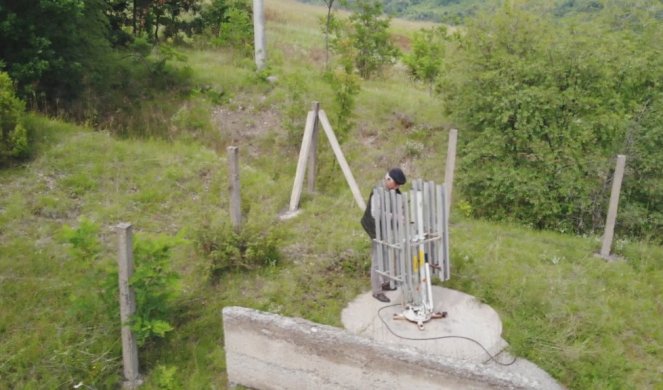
xmin=389 ymin=168 xmax=406 ymax=185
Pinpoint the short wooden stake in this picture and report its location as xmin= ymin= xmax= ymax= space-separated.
xmin=444 ymin=129 xmax=458 ymax=219
xmin=307 ymin=102 xmax=320 ymax=193
xmin=116 ymin=223 xmax=141 ymax=389
xmin=600 ymin=155 xmax=626 ymax=260
xmin=227 ymin=146 xmax=242 ymax=231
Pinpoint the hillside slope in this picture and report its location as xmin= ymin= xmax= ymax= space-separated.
xmin=1 ymin=0 xmax=662 ymax=388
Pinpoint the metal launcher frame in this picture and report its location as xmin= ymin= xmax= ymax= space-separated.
xmin=372 ymin=179 xmax=450 ymax=330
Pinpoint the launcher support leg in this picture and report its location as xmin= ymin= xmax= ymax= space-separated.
xmin=393 ymin=305 xmax=448 ymax=331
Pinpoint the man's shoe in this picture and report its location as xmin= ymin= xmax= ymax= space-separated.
xmin=372 ymin=293 xmax=390 ymax=303
xmin=382 ymin=282 xmax=396 ymax=291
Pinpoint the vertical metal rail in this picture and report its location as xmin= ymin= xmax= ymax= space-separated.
xmin=374 ymin=188 xmax=385 ymax=289
xmin=372 ymin=180 xmax=451 ymax=325
xmin=441 ymin=184 xmax=450 ymax=280
xmin=402 ymin=191 xmax=414 ymax=305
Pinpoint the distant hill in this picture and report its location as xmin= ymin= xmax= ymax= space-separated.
xmin=300 ymin=0 xmax=609 ymax=24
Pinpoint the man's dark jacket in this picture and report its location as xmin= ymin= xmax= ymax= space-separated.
xmin=361 ymin=188 xmax=400 ymax=240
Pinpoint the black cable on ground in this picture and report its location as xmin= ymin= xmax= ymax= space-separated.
xmin=377 ymin=304 xmax=518 ymax=367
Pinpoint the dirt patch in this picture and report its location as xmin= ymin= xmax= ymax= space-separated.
xmin=211 ymin=99 xmax=284 ymax=158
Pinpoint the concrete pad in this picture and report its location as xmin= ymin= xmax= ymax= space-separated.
xmin=342 ymin=286 xmax=565 ymax=390
xmin=342 ymin=286 xmax=508 ymax=362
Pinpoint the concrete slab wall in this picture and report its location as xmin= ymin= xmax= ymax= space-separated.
xmin=222 ymin=306 xmax=544 ymax=389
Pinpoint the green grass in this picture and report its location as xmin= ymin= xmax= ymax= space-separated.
xmin=1 ymin=0 xmax=662 ymax=388
xmin=2 ymin=117 xmax=663 ymax=389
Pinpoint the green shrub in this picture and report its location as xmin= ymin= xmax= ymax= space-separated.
xmin=214 ymin=0 xmax=254 ymax=58
xmin=441 ymin=4 xmax=663 ymax=239
xmin=59 ymin=217 xmax=102 ymax=264
xmin=0 ymin=72 xmax=29 ymax=166
xmin=194 ymin=220 xmax=282 ymax=282
xmin=402 ymin=26 xmax=447 ymax=94
xmin=60 ymin=218 xmax=117 ymax=321
xmin=150 ymin=364 xmax=180 ymax=390
xmin=61 ymin=219 xmax=182 ymax=346
xmin=130 ymin=234 xmax=182 ymax=346
xmin=199 ymin=0 xmax=229 ymax=37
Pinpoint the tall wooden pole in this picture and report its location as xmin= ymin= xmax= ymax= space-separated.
xmin=253 ymin=0 xmax=266 ymax=70
xmin=228 ymin=146 xmax=242 ymax=231
xmin=117 ymin=223 xmax=141 ymax=389
xmin=444 ymin=129 xmax=458 ymax=219
xmin=288 ymin=111 xmax=317 ymax=212
xmin=307 ymin=102 xmax=320 ymax=193
xmin=600 ymin=155 xmax=626 ymax=260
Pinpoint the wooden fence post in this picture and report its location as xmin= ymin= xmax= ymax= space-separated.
xmin=600 ymin=155 xmax=626 ymax=260
xmin=307 ymin=102 xmax=320 ymax=193
xmin=116 ymin=223 xmax=141 ymax=389
xmin=252 ymin=0 xmax=266 ymax=70
xmin=288 ymin=110 xmax=317 ymax=213
xmin=227 ymin=146 xmax=242 ymax=231
xmin=444 ymin=129 xmax=458 ymax=219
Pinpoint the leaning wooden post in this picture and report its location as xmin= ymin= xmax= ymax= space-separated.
xmin=117 ymin=223 xmax=141 ymax=389
xmin=318 ymin=109 xmax=366 ymax=210
xmin=288 ymin=110 xmax=317 ymax=213
xmin=600 ymin=155 xmax=626 ymax=260
xmin=444 ymin=128 xmax=458 ymax=219
xmin=227 ymin=146 xmax=242 ymax=231
xmin=307 ymin=102 xmax=320 ymax=193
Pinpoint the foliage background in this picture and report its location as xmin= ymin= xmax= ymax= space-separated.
xmin=440 ymin=2 xmax=663 ymax=240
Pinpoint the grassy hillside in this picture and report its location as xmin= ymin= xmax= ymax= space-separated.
xmin=1 ymin=0 xmax=662 ymax=388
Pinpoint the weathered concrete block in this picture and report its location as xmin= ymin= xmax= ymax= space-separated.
xmin=222 ymin=306 xmax=547 ymax=389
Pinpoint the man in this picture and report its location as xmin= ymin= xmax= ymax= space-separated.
xmin=361 ymin=168 xmax=406 ymax=302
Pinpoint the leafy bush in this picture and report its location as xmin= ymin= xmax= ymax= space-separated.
xmin=441 ymin=4 xmax=663 ymax=239
xmin=57 ymin=218 xmax=122 ymax=386
xmin=60 ymin=217 xmax=102 ymax=264
xmin=60 ymin=219 xmax=182 ymax=346
xmin=130 ymin=235 xmax=182 ymax=346
xmin=194 ymin=221 xmax=282 ymax=282
xmin=199 ymin=0 xmax=229 ymax=37
xmin=621 ymin=95 xmax=663 ymax=241
xmin=402 ymin=26 xmax=447 ymax=94
xmin=60 ymin=218 xmax=117 ymax=319
xmin=0 ymin=72 xmax=29 ymax=166
xmin=214 ymin=0 xmax=254 ymax=58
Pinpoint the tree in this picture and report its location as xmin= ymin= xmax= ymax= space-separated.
xmin=0 ymin=0 xmax=111 ymax=104
xmin=321 ymin=0 xmax=336 ymax=70
xmin=346 ymin=0 xmax=399 ymax=79
xmin=0 ymin=72 xmax=29 ymax=166
xmin=402 ymin=26 xmax=447 ymax=94
xmin=325 ymin=13 xmax=361 ymax=138
xmin=199 ymin=0 xmax=228 ymax=36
